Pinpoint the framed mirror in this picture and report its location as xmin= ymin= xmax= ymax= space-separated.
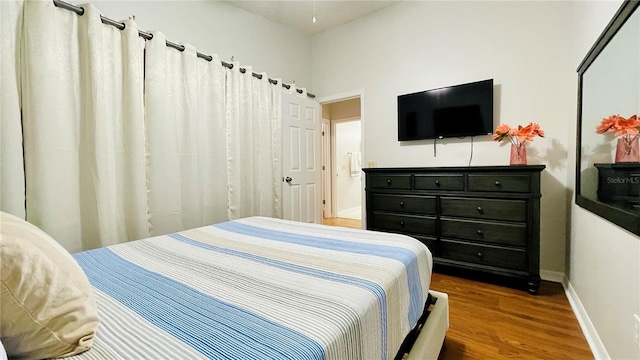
xmin=576 ymin=0 xmax=640 ymax=236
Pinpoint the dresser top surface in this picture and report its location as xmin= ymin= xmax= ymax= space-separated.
xmin=363 ymin=165 xmax=546 ymax=173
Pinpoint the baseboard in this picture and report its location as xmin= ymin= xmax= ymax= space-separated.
xmin=540 ymin=270 xmax=564 ymax=283
xmin=562 ymin=275 xmax=610 ymax=360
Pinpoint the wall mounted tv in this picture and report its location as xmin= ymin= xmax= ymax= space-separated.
xmin=397 ymin=79 xmax=494 ymax=141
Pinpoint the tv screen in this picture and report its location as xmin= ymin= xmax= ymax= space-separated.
xmin=397 ymin=79 xmax=494 ymax=141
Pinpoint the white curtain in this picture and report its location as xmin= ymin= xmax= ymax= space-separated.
xmin=0 ymin=0 xmax=25 ymax=219
xmin=20 ymin=0 xmax=148 ymax=252
xmin=270 ymin=79 xmax=283 ymax=219
xmin=6 ymin=0 xmax=287 ymax=250
xmin=144 ymin=32 xmax=227 ymax=236
xmin=226 ymin=65 xmax=282 ymax=219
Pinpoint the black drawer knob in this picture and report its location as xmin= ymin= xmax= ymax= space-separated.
xmin=400 ymin=221 xmax=405 ymax=227
xmin=387 ymin=179 xmax=392 ymax=185
xmin=435 ymin=180 xmax=441 ymax=186
xmin=399 ymin=201 xmax=405 ymax=207
xmin=494 ymin=181 xmax=501 ymax=186
xmin=477 ymin=206 xmax=484 ymax=213
xmin=477 ymin=252 xmax=483 ymax=258
xmin=477 ymin=229 xmax=483 ymax=235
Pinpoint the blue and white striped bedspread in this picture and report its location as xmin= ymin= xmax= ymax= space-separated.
xmin=70 ymin=216 xmax=433 ymax=360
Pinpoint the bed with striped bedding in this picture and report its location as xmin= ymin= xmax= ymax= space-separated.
xmin=69 ymin=216 xmax=434 ymax=360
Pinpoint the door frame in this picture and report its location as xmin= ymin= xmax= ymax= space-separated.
xmin=316 ymin=89 xmax=365 ymax=226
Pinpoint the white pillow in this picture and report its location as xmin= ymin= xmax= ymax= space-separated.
xmin=0 ymin=339 xmax=7 ymax=360
xmin=0 ymin=211 xmax=99 ymax=358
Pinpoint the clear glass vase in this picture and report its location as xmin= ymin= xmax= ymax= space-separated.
xmin=510 ymin=143 xmax=527 ymax=165
xmin=614 ymin=136 xmax=639 ymax=163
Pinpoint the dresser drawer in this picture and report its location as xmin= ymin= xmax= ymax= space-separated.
xmin=372 ymin=213 xmax=436 ymax=235
xmin=414 ymin=174 xmax=464 ymax=191
xmin=468 ymin=174 xmax=531 ymax=193
xmin=441 ymin=197 xmax=527 ymax=222
xmin=372 ymin=194 xmax=436 ymax=215
xmin=441 ymin=218 xmax=526 ymax=246
xmin=440 ymin=240 xmax=527 ymax=271
xmin=369 ymin=174 xmax=411 ymax=189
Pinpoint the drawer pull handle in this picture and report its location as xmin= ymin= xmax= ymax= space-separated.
xmin=477 ymin=229 xmax=483 ymax=235
xmin=399 ymin=201 xmax=405 ymax=207
xmin=387 ymin=179 xmax=392 ymax=185
xmin=435 ymin=180 xmax=441 ymax=186
xmin=494 ymin=181 xmax=501 ymax=186
xmin=400 ymin=221 xmax=405 ymax=227
xmin=477 ymin=252 xmax=483 ymax=258
xmin=477 ymin=206 xmax=483 ymax=213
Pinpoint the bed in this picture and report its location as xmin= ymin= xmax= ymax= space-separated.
xmin=1 ymin=214 xmax=448 ymax=360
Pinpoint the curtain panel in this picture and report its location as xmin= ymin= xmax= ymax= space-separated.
xmin=270 ymin=79 xmax=283 ymax=219
xmin=20 ymin=0 xmax=147 ymax=252
xmin=225 ymin=65 xmax=282 ymax=220
xmin=0 ymin=0 xmax=25 ymax=219
xmin=144 ymin=31 xmax=227 ymax=236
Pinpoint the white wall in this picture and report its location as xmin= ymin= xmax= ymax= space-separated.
xmin=567 ymin=2 xmax=640 ymax=359
xmin=91 ymin=0 xmax=312 ymax=87
xmin=312 ymin=0 xmax=584 ymax=275
xmin=334 ymin=120 xmax=362 ymax=217
xmin=571 ymin=209 xmax=640 ymax=359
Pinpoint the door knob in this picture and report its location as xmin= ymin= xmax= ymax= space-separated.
xmin=285 ymin=177 xmax=292 ymax=183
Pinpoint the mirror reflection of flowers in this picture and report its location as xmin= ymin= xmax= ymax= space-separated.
xmin=493 ymin=122 xmax=545 ymax=147
xmin=595 ymin=114 xmax=640 ymax=157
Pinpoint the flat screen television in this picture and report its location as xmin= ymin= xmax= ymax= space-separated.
xmin=397 ymin=79 xmax=494 ymax=141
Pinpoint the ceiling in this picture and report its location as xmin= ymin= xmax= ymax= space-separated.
xmin=220 ymin=0 xmax=401 ymax=36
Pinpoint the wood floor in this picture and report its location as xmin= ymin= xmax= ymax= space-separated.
xmin=321 ymin=216 xmax=362 ymax=229
xmin=322 ymin=217 xmax=594 ymax=360
xmin=431 ymin=273 xmax=592 ymax=360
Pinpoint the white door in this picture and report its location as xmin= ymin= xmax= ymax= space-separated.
xmin=282 ymin=93 xmax=322 ymax=223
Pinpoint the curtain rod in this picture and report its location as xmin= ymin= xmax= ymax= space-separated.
xmin=52 ymin=0 xmax=315 ymax=98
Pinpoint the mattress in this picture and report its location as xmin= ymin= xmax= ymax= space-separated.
xmin=69 ymin=216 xmax=436 ymax=360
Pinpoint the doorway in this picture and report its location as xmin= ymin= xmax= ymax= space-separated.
xmin=319 ymin=93 xmax=363 ymax=226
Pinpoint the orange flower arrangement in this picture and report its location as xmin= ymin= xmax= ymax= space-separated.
xmin=596 ymin=114 xmax=639 ymax=138
xmin=493 ymin=122 xmax=545 ymax=147
xmin=596 ymin=114 xmax=640 ymax=160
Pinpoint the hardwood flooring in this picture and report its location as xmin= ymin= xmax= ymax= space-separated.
xmin=321 ymin=216 xmax=362 ymax=229
xmin=322 ymin=217 xmax=594 ymax=360
xmin=431 ymin=273 xmax=592 ymax=360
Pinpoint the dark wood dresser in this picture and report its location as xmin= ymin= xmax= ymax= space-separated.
xmin=595 ymin=163 xmax=640 ymax=213
xmin=363 ymin=165 xmax=545 ymax=294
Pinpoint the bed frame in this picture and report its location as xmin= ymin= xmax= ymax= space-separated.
xmin=406 ymin=291 xmax=450 ymax=360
